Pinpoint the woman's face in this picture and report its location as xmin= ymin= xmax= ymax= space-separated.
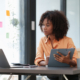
xmin=42 ymin=18 xmax=53 ymax=36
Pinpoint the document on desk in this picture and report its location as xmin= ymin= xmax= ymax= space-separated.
xmin=23 ymin=65 xmax=38 ymax=68
xmin=12 ymin=63 xmax=38 ymax=68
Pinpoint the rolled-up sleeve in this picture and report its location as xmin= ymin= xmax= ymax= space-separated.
xmin=34 ymin=38 xmax=45 ymax=66
xmin=67 ymin=38 xmax=78 ymax=64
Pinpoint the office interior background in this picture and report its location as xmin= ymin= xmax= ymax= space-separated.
xmin=0 ymin=0 xmax=80 ymax=80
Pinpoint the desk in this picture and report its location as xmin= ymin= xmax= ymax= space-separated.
xmin=0 ymin=66 xmax=80 ymax=80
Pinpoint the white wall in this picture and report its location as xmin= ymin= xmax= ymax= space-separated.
xmin=67 ymin=0 xmax=80 ymax=48
xmin=36 ymin=0 xmax=60 ymax=52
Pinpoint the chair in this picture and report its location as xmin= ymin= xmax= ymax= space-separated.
xmin=77 ymin=48 xmax=80 ymax=58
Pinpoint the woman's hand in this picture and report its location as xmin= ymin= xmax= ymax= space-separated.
xmin=54 ymin=51 xmax=71 ymax=64
xmin=39 ymin=56 xmax=50 ymax=66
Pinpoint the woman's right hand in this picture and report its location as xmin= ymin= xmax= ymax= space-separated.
xmin=39 ymin=56 xmax=50 ymax=66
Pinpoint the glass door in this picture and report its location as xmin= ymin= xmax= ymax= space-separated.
xmin=67 ymin=0 xmax=80 ymax=48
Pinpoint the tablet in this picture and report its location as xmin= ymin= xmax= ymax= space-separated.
xmin=48 ymin=48 xmax=75 ymax=67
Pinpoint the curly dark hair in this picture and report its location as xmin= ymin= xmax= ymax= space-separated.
xmin=39 ymin=10 xmax=69 ymax=41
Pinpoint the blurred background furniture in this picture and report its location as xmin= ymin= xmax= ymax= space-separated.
xmin=77 ymin=48 xmax=80 ymax=58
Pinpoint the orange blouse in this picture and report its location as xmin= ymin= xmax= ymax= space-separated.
xmin=34 ymin=36 xmax=78 ymax=66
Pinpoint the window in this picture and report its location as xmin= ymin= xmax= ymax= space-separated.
xmin=0 ymin=0 xmax=20 ymax=79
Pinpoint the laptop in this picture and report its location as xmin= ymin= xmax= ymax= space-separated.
xmin=48 ymin=48 xmax=75 ymax=67
xmin=0 ymin=49 xmax=23 ymax=68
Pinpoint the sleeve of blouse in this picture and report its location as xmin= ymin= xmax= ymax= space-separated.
xmin=34 ymin=38 xmax=45 ymax=66
xmin=67 ymin=38 xmax=78 ymax=64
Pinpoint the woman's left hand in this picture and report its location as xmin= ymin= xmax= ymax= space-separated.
xmin=54 ymin=51 xmax=71 ymax=64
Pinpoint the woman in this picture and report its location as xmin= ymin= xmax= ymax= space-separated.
xmin=34 ymin=10 xmax=78 ymax=80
